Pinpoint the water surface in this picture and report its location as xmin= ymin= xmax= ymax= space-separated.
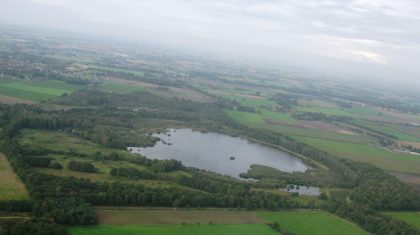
xmin=129 ymin=128 xmax=308 ymax=178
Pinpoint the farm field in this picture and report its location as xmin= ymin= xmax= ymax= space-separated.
xmin=98 ymin=81 xmax=146 ymax=94
xmin=225 ymin=110 xmax=369 ymax=144
xmin=95 ymin=208 xmax=262 ymax=225
xmin=383 ymin=212 xmax=420 ymax=228
xmin=296 ymin=104 xmax=386 ymax=118
xmin=0 ymin=153 xmax=29 ymax=201
xmin=219 ymin=93 xmax=275 ymax=108
xmin=294 ymin=136 xmax=420 ymax=174
xmin=0 ymin=79 xmax=83 ymax=101
xmin=225 ymin=109 xmax=296 ymax=126
xmin=106 ymin=77 xmax=213 ymax=102
xmin=353 ymin=120 xmax=420 ymax=143
xmin=295 ymin=98 xmax=420 ymax=125
xmin=68 ymin=224 xmax=278 ymax=235
xmin=0 ymin=94 xmax=35 ymax=104
xmin=68 ymin=209 xmax=371 ymax=235
xmin=224 ymin=108 xmax=420 ymax=174
xmin=259 ymin=210 xmax=370 ymax=235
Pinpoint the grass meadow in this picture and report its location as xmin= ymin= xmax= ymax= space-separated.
xmin=0 ymin=79 xmax=83 ymax=101
xmin=294 ymin=136 xmax=420 ymax=174
xmin=225 ymin=108 xmax=420 ymax=174
xmin=68 ymin=209 xmax=371 ymax=235
xmin=98 ymin=82 xmax=146 ymax=94
xmin=259 ymin=210 xmax=370 ymax=235
xmin=0 ymin=154 xmax=29 ymax=201
xmin=383 ymin=212 xmax=420 ymax=228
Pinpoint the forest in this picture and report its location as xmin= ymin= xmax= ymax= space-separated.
xmin=0 ymin=90 xmax=419 ymax=234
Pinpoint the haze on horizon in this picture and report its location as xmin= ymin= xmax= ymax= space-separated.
xmin=1 ymin=0 xmax=420 ymax=88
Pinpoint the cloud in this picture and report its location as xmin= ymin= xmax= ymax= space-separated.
xmin=1 ymin=0 xmax=420 ymax=85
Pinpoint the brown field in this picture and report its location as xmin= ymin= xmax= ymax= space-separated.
xmin=0 ymin=153 xmax=29 ymax=201
xmin=391 ymin=172 xmax=420 ymax=186
xmin=0 ymin=95 xmax=34 ymax=105
xmin=365 ymin=107 xmax=420 ymax=125
xmin=299 ymin=120 xmax=357 ymax=135
xmin=152 ymin=86 xmax=213 ymax=102
xmin=399 ymin=141 xmax=420 ymax=148
xmin=106 ymin=77 xmax=213 ymax=102
xmin=265 ymin=119 xmax=356 ymax=135
xmin=95 ymin=208 xmax=262 ymax=225
xmin=106 ymin=77 xmax=156 ymax=88
xmin=298 ymin=99 xmax=337 ymax=108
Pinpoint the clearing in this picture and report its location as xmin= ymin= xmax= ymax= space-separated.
xmin=0 ymin=153 xmax=29 ymax=201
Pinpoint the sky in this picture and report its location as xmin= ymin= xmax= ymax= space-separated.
xmin=1 ymin=0 xmax=420 ymax=86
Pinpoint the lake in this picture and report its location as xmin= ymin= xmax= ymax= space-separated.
xmin=128 ymin=128 xmax=308 ymax=178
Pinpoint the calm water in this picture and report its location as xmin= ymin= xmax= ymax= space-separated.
xmin=129 ymin=128 xmax=308 ymax=178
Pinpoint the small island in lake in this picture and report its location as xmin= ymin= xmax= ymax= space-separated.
xmin=229 ymin=156 xmax=235 ymax=160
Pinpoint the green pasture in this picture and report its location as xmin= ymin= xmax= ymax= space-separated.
xmin=259 ymin=210 xmax=370 ymax=235
xmin=0 ymin=79 xmax=83 ymax=101
xmin=294 ymin=136 xmax=420 ymax=174
xmin=0 ymin=153 xmax=29 ymax=201
xmin=353 ymin=120 xmax=420 ymax=143
xmin=98 ymin=81 xmax=146 ymax=94
xmin=383 ymin=212 xmax=420 ymax=228
xmin=225 ymin=109 xmax=369 ymax=144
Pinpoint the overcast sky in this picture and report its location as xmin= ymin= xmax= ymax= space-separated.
xmin=1 ymin=0 xmax=420 ymax=86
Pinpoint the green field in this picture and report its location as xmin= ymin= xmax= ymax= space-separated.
xmin=259 ymin=210 xmax=370 ymax=235
xmin=68 ymin=224 xmax=277 ymax=235
xmin=99 ymin=82 xmax=146 ymax=94
xmin=226 ymin=105 xmax=420 ymax=175
xmin=0 ymin=153 xmax=29 ymax=201
xmin=0 ymin=79 xmax=83 ymax=101
xmin=68 ymin=210 xmax=371 ymax=235
xmin=214 ymin=92 xmax=275 ymax=108
xmin=294 ymin=136 xmax=420 ymax=174
xmin=296 ymin=104 xmax=389 ymax=120
xmin=225 ymin=109 xmax=370 ymax=144
xmin=383 ymin=212 xmax=420 ymax=228
xmin=353 ymin=120 xmax=420 ymax=143
xmin=297 ymin=105 xmax=356 ymax=117
xmin=225 ymin=109 xmax=296 ymax=126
